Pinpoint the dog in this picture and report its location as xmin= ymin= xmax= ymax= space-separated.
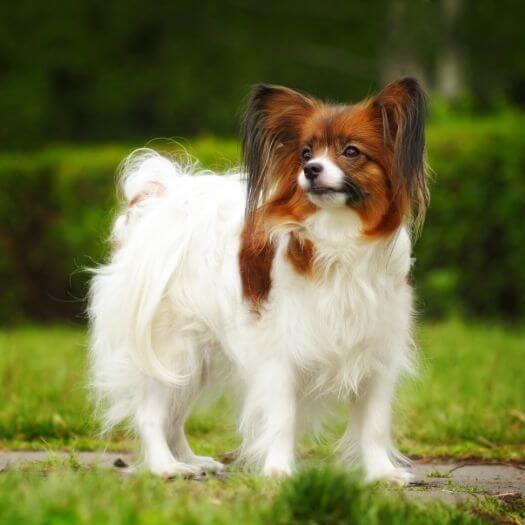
xmin=89 ymin=78 xmax=428 ymax=484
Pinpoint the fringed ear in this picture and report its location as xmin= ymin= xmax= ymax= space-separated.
xmin=241 ymin=84 xmax=316 ymax=219
xmin=374 ymin=78 xmax=429 ymax=233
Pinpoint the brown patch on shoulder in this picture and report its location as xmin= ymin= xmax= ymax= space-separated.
xmin=239 ymin=221 xmax=275 ymax=312
xmin=287 ymin=232 xmax=315 ymax=276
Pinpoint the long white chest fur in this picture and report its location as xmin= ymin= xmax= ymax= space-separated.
xmin=230 ymin=210 xmax=414 ymax=401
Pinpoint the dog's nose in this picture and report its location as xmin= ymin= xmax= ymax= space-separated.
xmin=304 ymin=162 xmax=323 ymax=181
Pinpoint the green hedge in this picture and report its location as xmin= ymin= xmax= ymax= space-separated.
xmin=0 ymin=118 xmax=524 ymax=323
xmin=416 ymin=114 xmax=525 ymax=319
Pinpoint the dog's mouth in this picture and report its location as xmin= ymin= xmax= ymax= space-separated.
xmin=307 ymin=186 xmax=341 ymax=195
xmin=307 ymin=182 xmax=364 ymax=204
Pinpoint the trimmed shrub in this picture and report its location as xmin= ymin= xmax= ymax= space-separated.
xmin=417 ymin=114 xmax=525 ymax=319
xmin=0 ymin=116 xmax=523 ymax=322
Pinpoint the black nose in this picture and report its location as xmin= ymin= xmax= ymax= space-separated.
xmin=304 ymin=162 xmax=323 ymax=180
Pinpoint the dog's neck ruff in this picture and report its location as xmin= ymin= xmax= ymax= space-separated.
xmin=239 ymin=205 xmax=410 ymax=312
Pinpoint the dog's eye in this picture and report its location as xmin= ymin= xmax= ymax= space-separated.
xmin=343 ymin=145 xmax=360 ymax=158
xmin=301 ymin=147 xmax=312 ymax=161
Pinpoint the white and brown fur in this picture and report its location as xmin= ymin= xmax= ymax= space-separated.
xmin=89 ymin=78 xmax=429 ymax=483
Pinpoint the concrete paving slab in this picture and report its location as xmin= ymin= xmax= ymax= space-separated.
xmin=408 ymin=462 xmax=525 ymax=505
xmin=1 ymin=451 xmax=523 ymax=505
xmin=0 ymin=451 xmax=132 ymax=471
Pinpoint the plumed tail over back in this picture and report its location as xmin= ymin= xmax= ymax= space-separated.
xmin=89 ymin=151 xmax=200 ymax=425
xmin=110 ymin=149 xmax=197 ymax=248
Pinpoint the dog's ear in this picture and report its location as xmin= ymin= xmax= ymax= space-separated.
xmin=241 ymin=85 xmax=316 ymax=218
xmin=373 ymin=78 xmax=429 ymax=231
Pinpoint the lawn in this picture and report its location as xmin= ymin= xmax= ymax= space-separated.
xmin=0 ymin=321 xmax=523 ymax=524
xmin=3 ymin=460 xmax=506 ymax=525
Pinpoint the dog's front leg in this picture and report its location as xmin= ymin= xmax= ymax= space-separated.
xmin=340 ymin=368 xmax=413 ymax=485
xmin=239 ymin=359 xmax=296 ymax=477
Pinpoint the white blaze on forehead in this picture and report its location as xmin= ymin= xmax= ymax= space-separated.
xmin=298 ymin=149 xmax=345 ymax=190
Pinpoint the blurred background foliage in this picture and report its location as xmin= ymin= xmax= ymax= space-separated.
xmin=1 ymin=0 xmax=524 ymax=323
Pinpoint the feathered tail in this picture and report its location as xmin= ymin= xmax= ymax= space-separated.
xmin=89 ymin=150 xmax=200 ymax=428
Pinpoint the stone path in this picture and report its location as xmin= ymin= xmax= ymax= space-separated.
xmin=1 ymin=451 xmax=523 ymax=506
xmin=407 ymin=461 xmax=524 ymax=506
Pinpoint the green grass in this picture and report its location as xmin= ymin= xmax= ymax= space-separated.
xmin=398 ymin=320 xmax=525 ymax=460
xmin=427 ymin=469 xmax=451 ymax=479
xmin=1 ymin=321 xmax=523 ymax=460
xmin=0 ymin=460 xmax=499 ymax=525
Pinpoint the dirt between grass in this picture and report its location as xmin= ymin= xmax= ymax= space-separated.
xmin=1 ymin=451 xmax=523 ymax=508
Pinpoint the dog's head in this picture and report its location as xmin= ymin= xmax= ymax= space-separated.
xmin=241 ymin=78 xmax=428 ymax=237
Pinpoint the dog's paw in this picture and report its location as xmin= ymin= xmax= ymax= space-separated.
xmin=190 ymin=455 xmax=225 ymax=473
xmin=150 ymin=461 xmax=205 ymax=479
xmin=262 ymin=462 xmax=293 ymax=478
xmin=366 ymin=467 xmax=414 ymax=486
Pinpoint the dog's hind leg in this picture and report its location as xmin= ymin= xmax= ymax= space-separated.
xmin=167 ymin=387 xmax=225 ymax=473
xmin=134 ymin=378 xmax=206 ymax=478
xmin=135 ymin=322 xmax=225 ymax=477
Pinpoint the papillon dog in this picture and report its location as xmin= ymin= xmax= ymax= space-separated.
xmin=89 ymin=78 xmax=428 ymax=484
